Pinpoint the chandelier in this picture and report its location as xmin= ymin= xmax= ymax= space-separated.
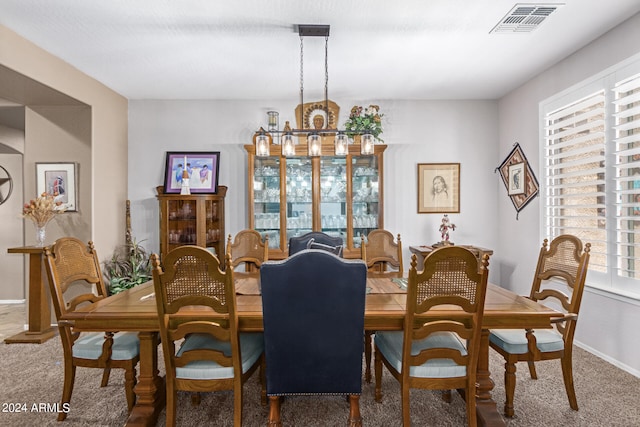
xmin=254 ymin=24 xmax=376 ymax=157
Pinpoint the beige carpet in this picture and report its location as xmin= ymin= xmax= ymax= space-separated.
xmin=0 ymin=337 xmax=639 ymax=426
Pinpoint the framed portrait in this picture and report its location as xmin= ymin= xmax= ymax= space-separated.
xmin=163 ymin=151 xmax=220 ymax=194
xmin=36 ymin=162 xmax=77 ymax=212
xmin=508 ymin=162 xmax=526 ymax=195
xmin=417 ymin=163 xmax=460 ymax=214
xmin=497 ymin=143 xmax=539 ymax=217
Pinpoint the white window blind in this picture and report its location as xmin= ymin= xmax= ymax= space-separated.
xmin=612 ymin=73 xmax=640 ymax=281
xmin=543 ymin=91 xmax=608 ymax=274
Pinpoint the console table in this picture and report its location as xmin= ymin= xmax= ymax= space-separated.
xmin=409 ymin=245 xmax=494 ymax=269
xmin=5 ymin=246 xmax=56 ymax=344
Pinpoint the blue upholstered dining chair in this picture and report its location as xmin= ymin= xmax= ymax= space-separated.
xmin=260 ymin=249 xmax=368 ymax=426
xmin=43 ymin=237 xmax=140 ymax=421
xmin=374 ymin=247 xmax=489 ymax=427
xmin=489 ymin=234 xmax=591 ymax=418
xmin=151 ymin=246 xmax=264 ymax=427
xmin=288 ymin=231 xmax=344 ymax=256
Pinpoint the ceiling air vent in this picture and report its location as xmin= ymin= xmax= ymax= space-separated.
xmin=490 ymin=3 xmax=564 ymax=33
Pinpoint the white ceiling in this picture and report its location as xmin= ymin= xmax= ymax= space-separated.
xmin=1 ymin=0 xmax=640 ymax=101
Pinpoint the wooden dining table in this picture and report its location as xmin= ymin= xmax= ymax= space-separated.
xmin=61 ymin=275 xmax=562 ymax=427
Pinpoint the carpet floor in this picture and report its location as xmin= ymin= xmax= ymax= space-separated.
xmin=0 ymin=337 xmax=638 ymax=426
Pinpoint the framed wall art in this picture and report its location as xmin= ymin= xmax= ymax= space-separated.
xmin=497 ymin=143 xmax=539 ymax=218
xmin=417 ymin=163 xmax=460 ymax=214
xmin=36 ymin=162 xmax=77 ymax=212
xmin=294 ymin=99 xmax=340 ymax=130
xmin=163 ymin=151 xmax=220 ymax=194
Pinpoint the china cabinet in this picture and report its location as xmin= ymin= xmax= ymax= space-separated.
xmin=156 ymin=186 xmax=227 ymax=263
xmin=246 ymin=142 xmax=385 ymax=259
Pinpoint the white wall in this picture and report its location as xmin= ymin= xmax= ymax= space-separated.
xmin=128 ymin=98 xmax=500 ymax=279
xmin=497 ymin=13 xmax=640 ymax=375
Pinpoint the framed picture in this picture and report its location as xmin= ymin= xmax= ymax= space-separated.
xmin=497 ymin=143 xmax=539 ymax=217
xmin=163 ymin=151 xmax=220 ymax=194
xmin=36 ymin=162 xmax=77 ymax=212
xmin=417 ymin=163 xmax=460 ymax=213
xmin=508 ymin=162 xmax=526 ymax=195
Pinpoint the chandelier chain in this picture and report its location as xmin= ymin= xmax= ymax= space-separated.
xmin=324 ymin=35 xmax=329 ymax=129
xmin=299 ymin=35 xmax=304 ymax=129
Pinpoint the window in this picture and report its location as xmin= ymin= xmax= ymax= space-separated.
xmin=541 ymin=58 xmax=640 ymax=299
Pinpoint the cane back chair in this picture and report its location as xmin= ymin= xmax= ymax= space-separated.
xmin=151 ymin=246 xmax=264 ymax=427
xmin=43 ymin=237 xmax=139 ymax=421
xmin=489 ymin=234 xmax=591 ymax=417
xmin=374 ymin=247 xmax=489 ymax=427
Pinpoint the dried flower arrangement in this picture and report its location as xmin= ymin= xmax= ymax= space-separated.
xmin=22 ymin=192 xmax=65 ymax=227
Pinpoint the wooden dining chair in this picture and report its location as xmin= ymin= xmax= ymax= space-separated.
xmin=151 ymin=246 xmax=264 ymax=427
xmin=374 ymin=247 xmax=489 ymax=427
xmin=489 ymin=234 xmax=591 ymax=417
xmin=361 ymin=229 xmax=403 ymax=382
xmin=43 ymin=237 xmax=139 ymax=421
xmin=260 ymin=249 xmax=368 ymax=426
xmin=361 ymin=229 xmax=403 ymax=276
xmin=226 ymin=229 xmax=269 ymax=272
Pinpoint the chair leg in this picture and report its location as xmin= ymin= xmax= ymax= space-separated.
xmin=401 ymin=384 xmax=410 ymax=427
xmin=503 ymin=360 xmax=516 ymax=418
xmin=442 ymin=389 xmax=452 ymax=403
xmin=124 ymin=365 xmax=137 ymax=412
xmin=165 ymin=384 xmax=177 ymax=427
xmin=348 ymin=394 xmax=362 ymax=427
xmin=58 ymin=363 xmax=76 ymax=421
xmin=466 ymin=382 xmax=478 ymax=427
xmin=374 ymin=346 xmax=383 ymax=402
xmin=527 ymin=360 xmax=538 ymax=379
xmin=561 ymin=354 xmax=579 ymax=410
xmin=364 ymin=331 xmax=373 ymax=383
xmin=267 ymin=396 xmax=282 ymax=427
xmin=191 ymin=392 xmax=201 ymax=406
xmin=233 ymin=386 xmax=243 ymax=427
xmin=100 ymin=366 xmax=112 ymax=387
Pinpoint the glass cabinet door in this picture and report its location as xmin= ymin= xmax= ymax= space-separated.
xmin=285 ymin=157 xmax=313 ymax=240
xmin=204 ymin=199 xmax=222 ymax=255
xmin=253 ymin=157 xmax=281 ymax=249
xmin=320 ymin=157 xmax=347 ymax=244
xmin=167 ymin=199 xmax=197 ymax=247
xmin=352 ymin=155 xmax=380 ymax=247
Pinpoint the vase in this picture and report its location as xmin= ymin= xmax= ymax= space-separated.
xmin=34 ymin=223 xmax=47 ymax=247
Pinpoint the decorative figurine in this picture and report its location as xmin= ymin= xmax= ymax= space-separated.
xmin=180 ymin=155 xmax=191 ymax=195
xmin=437 ymin=214 xmax=456 ymax=245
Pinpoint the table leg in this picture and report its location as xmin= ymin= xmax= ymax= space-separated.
xmin=476 ymin=329 xmax=505 ymax=427
xmin=5 ymin=251 xmax=56 ymax=344
xmin=125 ymin=331 xmax=165 ymax=427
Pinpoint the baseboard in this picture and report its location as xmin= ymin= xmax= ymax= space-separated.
xmin=0 ymin=299 xmax=26 ymax=304
xmin=575 ymin=340 xmax=640 ymax=378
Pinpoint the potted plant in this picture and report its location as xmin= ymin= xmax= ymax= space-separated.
xmin=103 ymin=238 xmax=152 ymax=295
xmin=343 ymin=104 xmax=384 ymax=142
xmin=102 ymin=200 xmax=152 ymax=295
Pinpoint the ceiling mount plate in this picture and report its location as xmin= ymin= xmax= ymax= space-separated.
xmin=298 ymin=24 xmax=330 ymax=37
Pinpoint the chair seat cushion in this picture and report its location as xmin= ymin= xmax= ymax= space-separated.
xmin=175 ymin=332 xmax=264 ymax=380
xmin=375 ymin=331 xmax=467 ymax=378
xmin=489 ymin=329 xmax=565 ymax=354
xmin=72 ymin=331 xmax=139 ymax=361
